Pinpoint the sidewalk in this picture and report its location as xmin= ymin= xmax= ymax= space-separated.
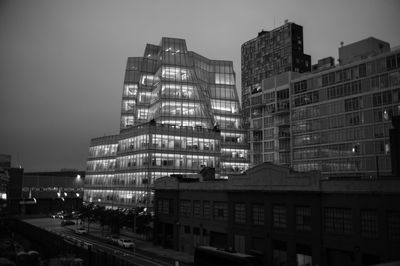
xmin=86 ymin=222 xmax=194 ymax=265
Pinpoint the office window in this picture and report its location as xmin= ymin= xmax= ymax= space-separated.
xmin=213 ymin=201 xmax=228 ymax=221
xmin=264 ymin=140 xmax=275 ymax=151
xmin=296 ymin=206 xmax=311 ymax=231
xmin=324 ymin=208 xmax=352 ymax=234
xmin=273 ymin=205 xmax=287 ymax=229
xmin=252 ymin=204 xmax=265 ymax=225
xmin=361 ymin=210 xmax=378 ymax=239
xmin=193 ymin=200 xmax=201 ymax=217
xmin=203 ymin=201 xmax=211 ymax=218
xmin=179 ymin=200 xmax=191 ymax=217
xmin=388 ymin=211 xmax=400 ymax=241
xmin=234 ymin=203 xmax=246 ymax=224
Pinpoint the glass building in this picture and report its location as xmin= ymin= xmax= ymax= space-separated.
xmin=241 ymin=21 xmax=311 ymax=165
xmin=247 ymin=37 xmax=400 ymax=178
xmin=84 ymin=38 xmax=249 ymax=208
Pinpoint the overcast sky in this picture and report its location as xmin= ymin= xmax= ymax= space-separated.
xmin=1 ymin=0 xmax=399 ymax=172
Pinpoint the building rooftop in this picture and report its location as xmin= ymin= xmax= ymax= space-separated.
xmin=155 ymin=162 xmax=400 ymax=194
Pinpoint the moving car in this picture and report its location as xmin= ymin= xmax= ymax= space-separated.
xmin=106 ymin=235 xmax=120 ymax=245
xmin=61 ymin=220 xmax=75 ymax=226
xmin=74 ymin=227 xmax=87 ymax=235
xmin=118 ymin=239 xmax=135 ymax=249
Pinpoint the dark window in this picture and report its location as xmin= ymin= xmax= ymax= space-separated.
xmin=359 ymin=63 xmax=367 ymax=77
xmin=193 ymin=200 xmax=201 ymax=217
xmin=324 ymin=208 xmax=353 ymax=234
xmin=184 ymin=225 xmax=190 ymax=234
xmin=388 ymin=211 xmax=400 ymax=241
xmin=234 ymin=203 xmax=246 ymax=224
xmin=213 ymin=201 xmax=228 ymax=221
xmin=361 ymin=210 xmax=378 ymax=239
xmin=273 ymin=204 xmax=287 ymax=229
xmin=273 ymin=241 xmax=287 ymax=266
xmin=387 ymin=55 xmax=397 ymax=70
xmin=373 ymin=93 xmax=382 ymax=106
xmin=345 ymin=97 xmax=360 ymax=112
xmin=296 ymin=206 xmax=312 ymax=231
xmin=179 ymin=200 xmax=191 ymax=217
xmin=252 ymin=204 xmax=265 ymax=225
xmin=203 ymin=201 xmax=211 ymax=218
xmin=252 ymin=237 xmax=265 ymax=252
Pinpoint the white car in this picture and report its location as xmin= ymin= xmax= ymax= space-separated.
xmin=74 ymin=227 xmax=87 ymax=235
xmin=118 ymin=239 xmax=135 ymax=249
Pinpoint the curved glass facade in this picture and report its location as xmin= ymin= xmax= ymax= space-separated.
xmin=84 ymin=38 xmax=249 ymax=209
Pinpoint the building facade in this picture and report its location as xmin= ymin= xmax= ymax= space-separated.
xmin=241 ymin=21 xmax=311 ymax=165
xmin=247 ymin=36 xmax=400 ymax=178
xmin=154 ymin=163 xmax=400 ymax=266
xmin=84 ymin=38 xmax=249 ymax=209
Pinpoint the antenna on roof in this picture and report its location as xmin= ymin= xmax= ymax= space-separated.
xmin=340 ymin=41 xmax=344 ymax=47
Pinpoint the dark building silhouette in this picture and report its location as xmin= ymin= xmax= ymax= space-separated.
xmin=390 ymin=116 xmax=400 ymax=176
xmin=154 ymin=163 xmax=400 ymax=266
xmin=3 ymin=169 xmax=84 ymax=215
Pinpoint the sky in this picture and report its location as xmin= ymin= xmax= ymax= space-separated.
xmin=1 ymin=0 xmax=399 ymax=172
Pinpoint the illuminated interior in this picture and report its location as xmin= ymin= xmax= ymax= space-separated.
xmin=85 ymin=38 xmax=249 ymax=209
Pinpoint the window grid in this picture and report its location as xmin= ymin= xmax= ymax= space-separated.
xmin=388 ymin=211 xmax=400 ymax=241
xmin=203 ymin=201 xmax=211 ymax=219
xmin=361 ymin=210 xmax=378 ymax=239
xmin=179 ymin=200 xmax=191 ymax=217
xmin=273 ymin=204 xmax=287 ymax=229
xmin=213 ymin=201 xmax=228 ymax=221
xmin=252 ymin=204 xmax=265 ymax=225
xmin=324 ymin=208 xmax=353 ymax=234
xmin=296 ymin=206 xmax=311 ymax=231
xmin=234 ymin=203 xmax=246 ymax=224
xmin=193 ymin=200 xmax=201 ymax=217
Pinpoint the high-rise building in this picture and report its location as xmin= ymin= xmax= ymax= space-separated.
xmin=84 ymin=38 xmax=249 ymax=209
xmin=247 ymin=36 xmax=400 ymax=178
xmin=241 ymin=21 xmax=311 ymax=165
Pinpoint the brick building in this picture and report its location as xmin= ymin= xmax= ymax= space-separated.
xmin=154 ymin=163 xmax=400 ymax=266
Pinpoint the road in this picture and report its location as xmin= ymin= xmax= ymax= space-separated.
xmin=23 ymin=217 xmax=173 ymax=266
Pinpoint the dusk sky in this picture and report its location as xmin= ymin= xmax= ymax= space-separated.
xmin=1 ymin=0 xmax=399 ymax=172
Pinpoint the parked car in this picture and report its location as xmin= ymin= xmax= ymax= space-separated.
xmin=118 ymin=239 xmax=135 ymax=249
xmin=106 ymin=235 xmax=120 ymax=245
xmin=51 ymin=211 xmax=64 ymax=219
xmin=74 ymin=227 xmax=87 ymax=235
xmin=61 ymin=220 xmax=75 ymax=226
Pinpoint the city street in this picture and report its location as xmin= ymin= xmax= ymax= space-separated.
xmin=23 ymin=217 xmax=175 ymax=266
